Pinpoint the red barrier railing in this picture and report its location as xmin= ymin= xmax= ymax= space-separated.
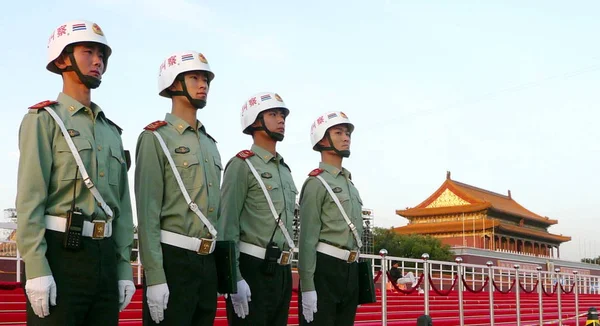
xmin=461 ymin=275 xmax=489 ymax=293
xmin=492 ymin=278 xmax=516 ymax=294
xmin=519 ymin=280 xmax=539 ymax=294
xmin=428 ymin=274 xmax=458 ymax=296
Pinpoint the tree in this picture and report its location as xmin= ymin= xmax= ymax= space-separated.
xmin=373 ymin=227 xmax=454 ymax=262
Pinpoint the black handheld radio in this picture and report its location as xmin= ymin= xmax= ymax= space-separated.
xmin=63 ymin=167 xmax=84 ymax=250
xmin=262 ymin=214 xmax=283 ymax=276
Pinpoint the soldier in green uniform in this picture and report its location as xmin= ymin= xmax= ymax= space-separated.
xmin=135 ymin=51 xmax=222 ymax=325
xmin=298 ymin=111 xmax=363 ymax=326
xmin=16 ymin=20 xmax=135 ymax=325
xmin=219 ymin=92 xmax=297 ymax=326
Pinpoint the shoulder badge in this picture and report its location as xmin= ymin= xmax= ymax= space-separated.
xmin=29 ymin=100 xmax=58 ymax=110
xmin=106 ymin=118 xmax=123 ymax=135
xmin=308 ymin=168 xmax=324 ymax=177
xmin=144 ymin=120 xmax=167 ymax=131
xmin=236 ymin=150 xmax=255 ymax=160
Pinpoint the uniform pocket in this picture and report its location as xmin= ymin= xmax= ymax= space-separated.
xmin=253 ymin=181 xmax=282 ymax=212
xmin=109 ymin=146 xmax=124 ymax=186
xmin=57 ymin=138 xmax=93 ymax=181
xmin=284 ymin=183 xmax=298 ymax=213
xmin=173 ymin=154 xmax=200 ymax=189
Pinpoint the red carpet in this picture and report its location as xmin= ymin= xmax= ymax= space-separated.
xmin=1 ymin=287 xmax=598 ymax=325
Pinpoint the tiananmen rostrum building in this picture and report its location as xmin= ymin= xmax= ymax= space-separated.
xmin=394 ymin=171 xmax=571 ymax=259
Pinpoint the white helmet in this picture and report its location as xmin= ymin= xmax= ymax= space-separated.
xmin=310 ymin=111 xmax=354 ymax=156
xmin=46 ymin=20 xmax=112 ymax=74
xmin=240 ymin=92 xmax=289 ymax=138
xmin=158 ymin=51 xmax=214 ymax=98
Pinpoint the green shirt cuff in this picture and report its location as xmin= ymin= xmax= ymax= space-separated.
xmin=25 ymin=258 xmax=52 ymax=280
xmin=300 ymin=276 xmax=315 ymax=292
xmin=117 ymin=260 xmax=133 ymax=281
xmin=144 ymin=268 xmax=166 ymax=286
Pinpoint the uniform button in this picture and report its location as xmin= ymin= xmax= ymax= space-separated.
xmin=208 ymin=207 xmax=214 ymax=212
xmin=68 ymin=106 xmax=75 ymax=112
xmin=97 ymin=145 xmax=102 ymax=151
xmin=204 ymin=159 xmax=208 ymax=162
xmin=208 ymin=182 xmax=212 ymax=187
xmin=267 ymin=185 xmax=272 ymax=190
xmin=99 ymin=172 xmax=105 ymax=177
xmin=183 ymin=161 xmax=188 ymax=166
xmin=178 ymin=124 xmax=184 ymax=129
xmin=263 ymin=155 xmax=269 ymax=159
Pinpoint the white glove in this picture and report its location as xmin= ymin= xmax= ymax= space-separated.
xmin=25 ymin=275 xmax=57 ymax=318
xmin=230 ymin=280 xmax=252 ymax=319
xmin=302 ymin=290 xmax=318 ymax=323
xmin=146 ymin=283 xmax=169 ymax=324
xmin=118 ymin=280 xmax=136 ymax=311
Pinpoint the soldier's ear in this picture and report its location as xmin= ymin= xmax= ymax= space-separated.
xmin=54 ymin=53 xmax=70 ymax=70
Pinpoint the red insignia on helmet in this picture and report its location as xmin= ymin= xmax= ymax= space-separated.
xmin=308 ymin=168 xmax=324 ymax=177
xmin=29 ymin=100 xmax=58 ymax=109
xmin=144 ymin=120 xmax=167 ymax=131
xmin=236 ymin=150 xmax=255 ymax=160
xmin=198 ymin=53 xmax=208 ymax=64
xmin=92 ymin=23 xmax=104 ymax=36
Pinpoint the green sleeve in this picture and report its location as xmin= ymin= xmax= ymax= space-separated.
xmin=113 ymin=144 xmax=134 ymax=281
xmin=16 ymin=113 xmax=54 ymax=279
xmin=298 ymin=177 xmax=324 ymax=292
xmin=134 ymin=131 xmax=166 ymax=285
xmin=218 ymin=157 xmax=248 ymax=282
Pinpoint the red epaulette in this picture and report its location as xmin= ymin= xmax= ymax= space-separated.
xmin=308 ymin=168 xmax=324 ymax=177
xmin=144 ymin=120 xmax=167 ymax=131
xmin=236 ymin=150 xmax=255 ymax=160
xmin=29 ymin=100 xmax=58 ymax=109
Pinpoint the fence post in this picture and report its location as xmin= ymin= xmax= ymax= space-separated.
xmin=487 ymin=261 xmax=494 ymax=326
xmin=379 ymin=249 xmax=388 ymax=325
xmin=514 ymin=264 xmax=521 ymax=326
xmin=16 ymin=248 xmax=21 ymax=283
xmin=574 ymin=271 xmax=579 ymax=323
xmin=422 ymin=253 xmax=430 ymax=316
xmin=455 ymin=257 xmax=464 ymax=326
xmin=536 ymin=266 xmax=543 ymax=325
xmin=556 ymin=268 xmax=562 ymax=326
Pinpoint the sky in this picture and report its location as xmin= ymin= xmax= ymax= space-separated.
xmin=1 ymin=0 xmax=599 ymax=262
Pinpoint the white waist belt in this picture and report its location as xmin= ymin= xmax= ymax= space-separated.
xmin=316 ymin=242 xmax=359 ymax=263
xmin=239 ymin=241 xmax=292 ymax=265
xmin=45 ymin=215 xmax=112 ymax=239
xmin=160 ymin=230 xmax=215 ymax=255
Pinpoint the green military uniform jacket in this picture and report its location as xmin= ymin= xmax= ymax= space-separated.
xmin=16 ymin=93 xmax=134 ymax=281
xmin=218 ymin=144 xmax=297 ymax=281
xmin=135 ymin=113 xmax=222 ymax=286
xmin=298 ymin=162 xmax=363 ymax=291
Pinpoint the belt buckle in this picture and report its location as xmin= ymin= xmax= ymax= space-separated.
xmin=92 ymin=221 xmax=106 ymax=239
xmin=278 ymin=251 xmax=291 ymax=265
xmin=347 ymin=250 xmax=358 ymax=263
xmin=197 ymin=238 xmax=214 ymax=255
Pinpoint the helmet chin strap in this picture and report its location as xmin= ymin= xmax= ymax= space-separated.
xmin=316 ymin=132 xmax=350 ymax=158
xmin=246 ymin=115 xmax=284 ymax=141
xmin=63 ymin=52 xmax=102 ymax=89
xmin=168 ymin=75 xmax=207 ymax=109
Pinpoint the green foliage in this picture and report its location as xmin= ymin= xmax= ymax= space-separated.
xmin=581 ymin=257 xmax=600 ymax=265
xmin=373 ymin=227 xmax=454 ymax=262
